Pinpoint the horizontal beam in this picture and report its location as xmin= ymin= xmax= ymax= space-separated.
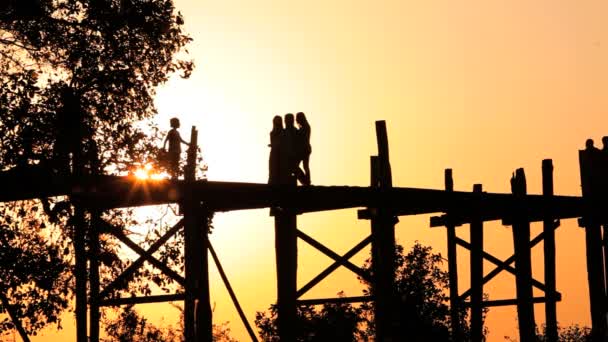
xmin=297 ymin=296 xmax=372 ymax=306
xmin=99 ymin=294 xmax=184 ymax=307
xmin=0 ymin=173 xmax=585 ymax=221
xmin=462 ymin=296 xmax=553 ymax=308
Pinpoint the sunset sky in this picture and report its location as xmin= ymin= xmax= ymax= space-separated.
xmin=32 ymin=1 xmax=608 ymax=341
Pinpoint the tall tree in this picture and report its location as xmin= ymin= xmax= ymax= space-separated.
xmin=0 ymin=0 xmax=192 ymax=337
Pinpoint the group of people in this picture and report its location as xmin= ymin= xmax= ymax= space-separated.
xmin=582 ymin=137 xmax=608 ymax=196
xmin=162 ymin=113 xmax=312 ymax=185
xmin=268 ymin=112 xmax=311 ymax=186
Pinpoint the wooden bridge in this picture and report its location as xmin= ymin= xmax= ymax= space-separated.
xmin=1 ymin=121 xmax=606 ymax=342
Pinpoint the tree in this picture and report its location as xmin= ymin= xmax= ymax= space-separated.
xmin=359 ymin=242 xmax=479 ymax=341
xmin=0 ymin=0 xmax=192 ymax=337
xmin=102 ymin=305 xmax=237 ymax=342
xmin=255 ymin=243 xmax=475 ymax=341
xmin=255 ymin=292 xmax=365 ymax=342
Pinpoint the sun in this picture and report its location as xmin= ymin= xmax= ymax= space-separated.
xmin=133 ymin=163 xmax=168 ymax=180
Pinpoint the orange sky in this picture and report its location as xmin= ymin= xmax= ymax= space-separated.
xmin=32 ymin=1 xmax=607 ymax=341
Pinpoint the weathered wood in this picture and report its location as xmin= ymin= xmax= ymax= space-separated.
xmin=579 ymin=148 xmax=607 ymax=341
xmin=99 ymin=294 xmax=185 ymax=306
xmin=73 ymin=207 xmax=87 ymax=342
xmin=297 ymin=234 xmax=373 ymax=298
xmin=444 ymin=169 xmax=462 ymax=341
xmin=183 ymin=127 xmax=212 ymax=342
xmin=208 ymin=242 xmax=259 ymax=342
xmin=370 ymin=121 xmax=397 ymax=342
xmin=297 ymin=296 xmax=372 ymax=306
xmin=458 ymin=226 xmax=562 ymax=300
xmin=275 ymin=211 xmax=297 ymax=342
xmin=99 ymin=219 xmax=185 ymax=299
xmin=542 ymin=159 xmax=558 ymax=342
xmin=470 ymin=184 xmax=484 ymax=342
xmin=296 ymin=229 xmax=370 ymax=281
xmin=105 ymin=221 xmax=185 ymax=286
xmin=510 ymin=168 xmax=536 ymax=342
xmin=89 ymin=212 xmax=101 ymax=342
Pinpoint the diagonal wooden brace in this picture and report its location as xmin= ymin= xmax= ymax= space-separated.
xmin=297 ymin=234 xmax=373 ymax=298
xmin=102 ymin=220 xmax=185 ymax=287
xmin=100 ymin=219 xmax=185 ymax=299
xmin=297 ymin=229 xmax=371 ymax=282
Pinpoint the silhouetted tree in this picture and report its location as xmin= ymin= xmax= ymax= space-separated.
xmin=504 ymin=324 xmax=592 ymax=342
xmin=359 ymin=242 xmax=481 ymax=341
xmin=255 ymin=292 xmax=365 ymax=342
xmin=0 ymin=0 xmax=192 ymax=337
xmin=102 ymin=305 xmax=237 ymax=342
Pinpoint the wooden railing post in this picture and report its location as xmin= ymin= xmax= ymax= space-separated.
xmin=542 ymin=159 xmax=558 ymax=342
xmin=445 ymin=169 xmax=462 ymax=341
xmin=510 ymin=168 xmax=536 ymax=342
xmin=470 ymin=184 xmax=484 ymax=342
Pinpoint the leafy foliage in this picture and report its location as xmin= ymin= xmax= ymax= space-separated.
xmin=0 ymin=0 xmax=193 ymax=336
xmin=102 ymin=305 xmax=237 ymax=342
xmin=360 ymin=242 xmax=479 ymax=341
xmin=255 ymin=292 xmax=365 ymax=342
xmin=255 ymin=242 xmax=476 ymax=341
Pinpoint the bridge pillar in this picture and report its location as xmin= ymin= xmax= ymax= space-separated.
xmin=370 ymin=121 xmax=397 ymax=341
xmin=470 ymin=184 xmax=484 ymax=342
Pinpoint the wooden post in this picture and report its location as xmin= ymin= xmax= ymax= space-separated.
xmin=274 ymin=212 xmax=298 ymax=342
xmin=274 ymin=124 xmax=298 ymax=342
xmin=579 ymin=147 xmax=607 ymax=341
xmin=89 ymin=212 xmax=101 ymax=342
xmin=542 ymin=159 xmax=558 ymax=342
xmin=470 ymin=184 xmax=484 ymax=342
xmin=371 ymin=121 xmax=397 ymax=341
xmin=74 ymin=207 xmax=87 ymax=342
xmin=510 ymin=168 xmax=536 ymax=342
xmin=183 ymin=127 xmax=212 ymax=342
xmin=445 ymin=169 xmax=462 ymax=341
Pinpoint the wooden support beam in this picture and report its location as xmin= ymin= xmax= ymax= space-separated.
xmin=183 ymin=127 xmax=212 ymax=342
xmin=297 ymin=296 xmax=372 ymax=306
xmin=89 ymin=212 xmax=101 ymax=342
xmin=104 ymin=221 xmax=185 ymax=286
xmin=208 ymin=242 xmax=259 ymax=342
xmin=99 ymin=219 xmax=184 ymax=299
xmin=296 ymin=234 xmax=372 ymax=298
xmin=511 ymin=168 xmax=536 ymax=342
xmin=99 ymin=294 xmax=185 ymax=307
xmin=462 ymin=296 xmax=552 ymax=308
xmin=444 ymin=169 xmax=462 ymax=341
xmin=579 ymin=147 xmax=607 ymax=341
xmin=296 ymin=229 xmax=370 ymax=282
xmin=542 ymin=159 xmax=558 ymax=342
xmin=275 ymin=211 xmax=298 ymax=342
xmin=470 ymin=184 xmax=484 ymax=342
xmin=371 ymin=121 xmax=397 ymax=342
xmin=456 ymin=236 xmax=554 ymax=298
xmin=73 ymin=207 xmax=87 ymax=342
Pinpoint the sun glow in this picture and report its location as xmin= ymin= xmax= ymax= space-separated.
xmin=133 ymin=164 xmax=168 ymax=180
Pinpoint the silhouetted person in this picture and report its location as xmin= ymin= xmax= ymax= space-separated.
xmin=283 ymin=113 xmax=307 ymax=185
xmin=163 ymin=117 xmax=189 ymax=179
xmin=296 ymin=112 xmax=311 ymax=185
xmin=53 ymin=86 xmax=85 ymax=175
xmin=268 ymin=115 xmax=284 ymax=185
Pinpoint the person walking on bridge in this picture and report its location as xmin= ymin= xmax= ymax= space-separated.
xmin=163 ymin=117 xmax=190 ymax=179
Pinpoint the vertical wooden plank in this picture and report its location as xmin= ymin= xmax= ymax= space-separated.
xmin=470 ymin=184 xmax=484 ymax=342
xmin=74 ymin=208 xmax=87 ymax=342
xmin=89 ymin=212 xmax=101 ymax=342
xmin=183 ymin=127 xmax=212 ymax=342
xmin=274 ymin=212 xmax=298 ymax=342
xmin=579 ymin=147 xmax=607 ymax=341
xmin=510 ymin=168 xmax=536 ymax=342
xmin=445 ymin=169 xmax=462 ymax=341
xmin=371 ymin=121 xmax=397 ymax=342
xmin=542 ymin=159 xmax=558 ymax=342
